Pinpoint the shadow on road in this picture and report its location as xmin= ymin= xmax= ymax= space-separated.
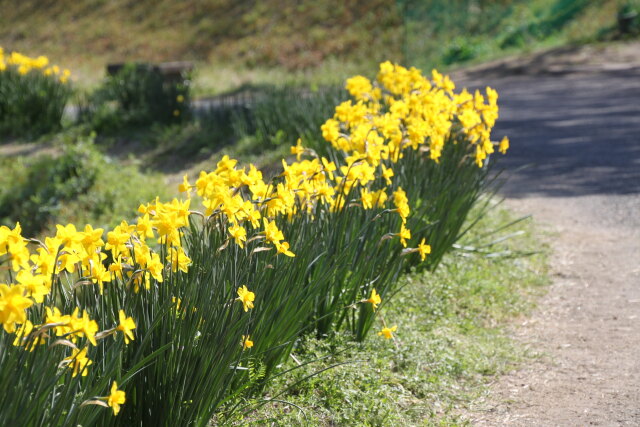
xmin=463 ymin=71 xmax=640 ymax=198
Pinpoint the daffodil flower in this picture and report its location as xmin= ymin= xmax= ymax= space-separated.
xmin=236 ymin=285 xmax=255 ymax=312
xmin=378 ymin=325 xmax=397 ymax=339
xmin=366 ymin=289 xmax=382 ymax=311
xmin=241 ymin=335 xmax=254 ymax=349
xmin=417 ymin=238 xmax=431 ymax=261
xmin=116 ymin=310 xmax=136 ymax=344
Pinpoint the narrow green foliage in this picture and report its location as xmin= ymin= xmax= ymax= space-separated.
xmin=239 ymin=208 xmax=548 ymax=426
xmin=231 ymin=85 xmax=348 ymax=152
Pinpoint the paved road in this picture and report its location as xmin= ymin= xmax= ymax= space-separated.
xmin=456 ymin=66 xmax=640 ymax=425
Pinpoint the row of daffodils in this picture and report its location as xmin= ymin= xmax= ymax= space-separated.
xmin=0 ymin=60 xmax=508 ymax=426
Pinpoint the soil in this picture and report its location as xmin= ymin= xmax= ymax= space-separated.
xmin=452 ymin=42 xmax=640 ymax=426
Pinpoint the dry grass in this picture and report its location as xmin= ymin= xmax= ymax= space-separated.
xmin=1 ymin=1 xmax=629 ymax=94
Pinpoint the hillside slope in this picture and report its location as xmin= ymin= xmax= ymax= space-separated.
xmin=0 ymin=0 xmax=402 ymax=70
xmin=0 ymin=0 xmax=630 ymax=91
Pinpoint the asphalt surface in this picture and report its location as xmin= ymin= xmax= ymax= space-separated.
xmin=461 ymin=70 xmax=640 ymax=198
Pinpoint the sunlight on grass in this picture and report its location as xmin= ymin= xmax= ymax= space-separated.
xmin=236 ymin=205 xmax=549 ymax=426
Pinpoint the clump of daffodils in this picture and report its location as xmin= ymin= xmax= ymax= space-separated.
xmin=0 ymin=46 xmax=71 ymax=82
xmin=326 ymin=61 xmax=508 ymax=168
xmin=175 ymin=63 xmax=508 ymax=266
xmin=0 ymin=198 xmax=191 ymax=415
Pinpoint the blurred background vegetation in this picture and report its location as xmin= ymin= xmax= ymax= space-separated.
xmin=0 ymin=0 xmax=636 ymax=94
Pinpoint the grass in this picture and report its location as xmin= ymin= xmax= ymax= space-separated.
xmin=0 ymin=132 xmax=172 ymax=237
xmin=1 ymin=1 xmax=633 ymax=95
xmin=231 ymin=202 xmax=549 ymax=425
xmin=402 ymin=0 xmax=632 ymax=73
xmin=65 ymin=83 xmax=346 ymax=184
xmin=75 ymin=120 xmax=290 ymax=184
xmin=191 ymin=57 xmax=383 ymax=98
xmin=0 ymin=0 xmax=402 ymax=92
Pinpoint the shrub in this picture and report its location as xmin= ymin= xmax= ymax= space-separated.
xmin=0 ymin=134 xmax=169 ymax=237
xmin=81 ymin=63 xmax=191 ymax=131
xmin=0 ymin=47 xmax=72 ymax=138
xmin=0 ymin=140 xmax=100 ymax=236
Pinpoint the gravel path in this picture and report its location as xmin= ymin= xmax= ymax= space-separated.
xmin=454 ymin=43 xmax=640 ymax=426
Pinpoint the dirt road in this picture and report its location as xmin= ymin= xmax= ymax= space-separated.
xmin=454 ymin=44 xmax=640 ymax=425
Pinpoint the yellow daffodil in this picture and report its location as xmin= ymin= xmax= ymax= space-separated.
xmin=236 ymin=285 xmax=255 ymax=312
xmin=12 ymin=320 xmax=45 ymax=350
xmin=105 ymin=381 xmax=126 ymax=415
xmin=68 ymin=308 xmax=99 ymax=346
xmin=381 ymin=164 xmax=394 ymax=185
xmin=0 ymin=283 xmax=33 ymax=333
xmin=499 ymin=136 xmax=509 ymax=154
xmin=290 ymin=138 xmax=305 ymax=161
xmin=63 ymin=347 xmax=93 ymax=377
xmin=345 ymin=75 xmax=373 ymax=100
xmin=241 ymin=335 xmax=254 ymax=349
xmin=378 ymin=325 xmax=397 ymax=339
xmin=116 ymin=310 xmax=136 ymax=344
xmin=417 ymin=238 xmax=431 ymax=261
xmin=228 ymin=224 xmax=247 ymax=249
xmin=166 ymin=248 xmax=191 ymax=273
xmin=178 ymin=174 xmax=192 ymax=194
xmin=398 ymin=224 xmax=411 ymax=247
xmin=275 ymin=241 xmax=295 ymax=257
xmin=366 ymin=288 xmax=382 ymax=311
xmin=16 ymin=270 xmax=49 ymax=303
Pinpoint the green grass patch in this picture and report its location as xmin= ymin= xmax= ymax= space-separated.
xmin=69 ymin=84 xmax=345 ymax=178
xmin=0 ymin=132 xmax=171 ymax=237
xmin=234 ymin=203 xmax=548 ymax=426
xmin=402 ymin=0 xmax=627 ymax=71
